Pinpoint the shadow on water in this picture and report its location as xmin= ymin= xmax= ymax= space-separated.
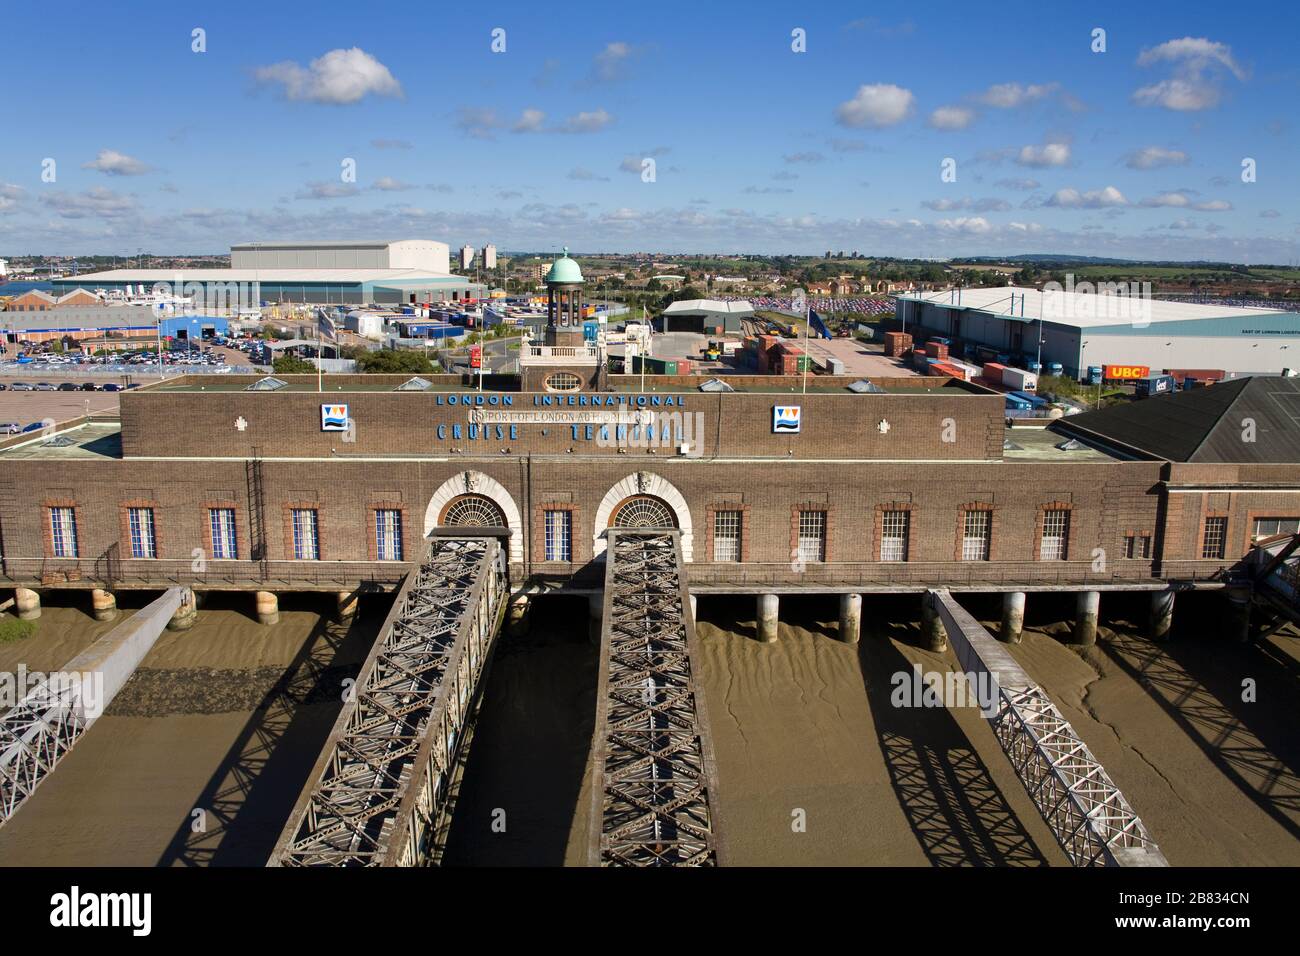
xmin=442 ymin=595 xmax=598 ymax=866
xmin=858 ymin=593 xmax=1048 ymax=867
xmin=155 ymin=591 xmax=384 ymax=867
xmin=1096 ymin=591 xmax=1300 ymax=840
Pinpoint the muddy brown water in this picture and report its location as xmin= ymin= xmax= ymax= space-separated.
xmin=2 ymin=590 xmax=1297 ymax=866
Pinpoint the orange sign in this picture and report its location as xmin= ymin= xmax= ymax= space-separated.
xmin=1104 ymin=364 xmax=1149 ymax=380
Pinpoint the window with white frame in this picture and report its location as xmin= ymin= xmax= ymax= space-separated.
xmin=292 ymin=508 xmax=320 ymax=560
xmin=1202 ymin=516 xmax=1227 ymax=559
xmin=713 ymin=510 xmax=742 ymax=562
xmin=1124 ymin=534 xmax=1152 ymax=559
xmin=1039 ymin=509 xmax=1070 ymax=561
xmin=128 ymin=507 xmax=156 ymax=559
xmin=50 ymin=506 xmax=78 ymax=558
xmin=376 ymin=509 xmax=403 ymax=561
xmin=544 ymin=509 xmax=572 ymax=561
xmin=962 ymin=509 xmax=991 ymax=561
xmin=880 ymin=509 xmax=909 ymax=562
xmin=209 ymin=507 xmax=238 ymax=560
xmin=797 ymin=510 xmax=826 ymax=563
xmin=1252 ymin=516 xmax=1300 ymax=542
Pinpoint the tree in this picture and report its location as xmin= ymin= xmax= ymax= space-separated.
xmin=273 ymin=355 xmax=316 ymax=374
xmin=356 ymin=350 xmax=436 ymax=374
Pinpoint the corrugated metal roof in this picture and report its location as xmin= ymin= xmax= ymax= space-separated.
xmin=895 ymin=285 xmax=1296 ymax=329
xmin=662 ymin=299 xmax=754 ymax=315
xmin=50 ymin=268 xmax=457 ymax=283
xmin=1056 ymin=376 xmax=1300 ymax=462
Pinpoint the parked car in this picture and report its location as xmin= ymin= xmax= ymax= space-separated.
xmin=57 ymin=382 xmax=79 ymax=391
xmin=9 ymin=382 xmax=33 ymax=391
xmin=0 ymin=423 xmax=21 ymax=434
xmin=102 ymin=383 xmax=122 ymax=392
xmin=80 ymin=382 xmax=101 ymax=391
xmin=33 ymin=382 xmax=56 ymax=391
xmin=21 ymin=422 xmax=44 ymax=432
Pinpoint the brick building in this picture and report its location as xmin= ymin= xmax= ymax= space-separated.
xmin=2 ymin=372 xmax=1297 ymax=641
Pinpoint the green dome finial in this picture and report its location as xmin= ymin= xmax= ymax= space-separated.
xmin=545 ymin=247 xmax=584 ymax=284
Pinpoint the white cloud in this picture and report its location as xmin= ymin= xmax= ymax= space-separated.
xmin=39 ymin=187 xmax=137 ymax=218
xmin=783 ymin=152 xmax=824 ymax=163
xmin=974 ymin=82 xmax=1059 ymax=108
xmin=82 ymin=149 xmax=153 ymax=176
xmin=1137 ymin=192 xmax=1233 ymax=211
xmin=295 ymin=181 xmax=361 ymax=200
xmin=935 ymin=217 xmax=992 ymax=234
xmin=557 ymin=109 xmax=614 ymax=133
xmin=512 ymin=108 xmax=547 ymax=133
xmin=253 ymin=48 xmax=402 ymax=105
xmin=922 ymin=197 xmax=1010 ymax=212
xmin=1125 ymin=146 xmax=1189 ymax=169
xmin=1133 ymin=37 xmax=1245 ymax=111
xmin=834 ymin=83 xmax=914 ymax=128
xmin=1045 ymin=186 xmax=1128 ymax=209
xmin=1016 ymin=142 xmax=1071 ymax=167
xmin=994 ymin=177 xmax=1040 ymax=191
xmin=455 ymin=107 xmax=501 ymax=139
xmin=372 ymin=177 xmax=416 ymax=192
xmin=568 ymin=167 xmax=610 ymax=182
xmin=928 ymin=105 xmax=975 ymax=130
xmin=588 ymin=42 xmax=639 ymax=84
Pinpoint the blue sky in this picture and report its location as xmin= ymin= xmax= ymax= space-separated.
xmin=1 ymin=0 xmax=1297 ymax=261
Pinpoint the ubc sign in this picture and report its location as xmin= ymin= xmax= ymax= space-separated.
xmin=773 ymin=405 xmax=801 ymax=434
xmin=1103 ymin=364 xmax=1150 ymax=381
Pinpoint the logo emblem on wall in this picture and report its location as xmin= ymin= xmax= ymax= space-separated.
xmin=321 ymin=404 xmax=350 ymax=431
xmin=773 ymin=405 xmax=801 ymax=434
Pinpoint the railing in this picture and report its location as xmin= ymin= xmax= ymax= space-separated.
xmin=930 ymin=589 xmax=1167 ymax=867
xmin=523 ymin=344 xmax=600 ymax=365
xmin=1 ymin=557 xmax=409 ymax=590
xmin=683 ymin=560 xmax=1169 ymax=590
xmin=269 ymin=533 xmax=508 ymax=866
xmin=589 ymin=529 xmax=723 ymax=866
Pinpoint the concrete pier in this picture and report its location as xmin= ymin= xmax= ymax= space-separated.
xmin=91 ymin=588 xmax=118 ymax=623
xmin=255 ymin=590 xmax=279 ymax=627
xmin=588 ymin=591 xmax=603 ymax=644
xmin=838 ymin=593 xmax=862 ymax=644
xmin=1226 ymin=589 xmax=1252 ymax=643
xmin=507 ymin=593 xmax=531 ymax=636
xmin=335 ymin=590 xmax=359 ymax=622
xmin=757 ymin=593 xmax=779 ymax=643
xmin=999 ymin=591 xmax=1025 ymax=644
xmin=15 ymin=587 xmax=41 ymax=621
xmin=167 ymin=590 xmax=198 ymax=631
xmin=1072 ymin=590 xmax=1100 ymax=646
xmin=921 ymin=593 xmax=947 ymax=652
xmin=1148 ymin=590 xmax=1175 ymax=642
xmin=687 ymin=592 xmax=698 ymax=623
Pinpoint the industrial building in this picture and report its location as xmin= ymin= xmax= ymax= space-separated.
xmin=659 ymin=299 xmax=754 ymax=334
xmin=1 ymin=305 xmax=229 ymax=345
xmin=894 ymin=286 xmax=1300 ymax=379
xmin=51 ymin=239 xmax=485 ymax=308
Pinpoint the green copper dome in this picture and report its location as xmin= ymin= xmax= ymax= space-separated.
xmin=545 ymin=247 xmax=584 ymax=284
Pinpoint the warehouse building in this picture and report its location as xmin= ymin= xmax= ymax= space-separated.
xmin=894 ymin=286 xmax=1300 ymax=379
xmin=660 ymin=299 xmax=754 ymax=334
xmin=51 ymin=239 xmax=484 ymax=308
xmin=0 ymin=305 xmax=228 ymax=345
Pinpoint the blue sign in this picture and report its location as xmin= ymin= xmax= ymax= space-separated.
xmin=321 ymin=403 xmax=349 ymax=431
xmin=773 ymin=405 xmax=801 ymax=433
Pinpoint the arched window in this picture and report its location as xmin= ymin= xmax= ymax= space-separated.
xmin=441 ymin=494 xmax=507 ymax=527
xmin=544 ymin=372 xmax=581 ymax=392
xmin=611 ymin=495 xmax=677 ymax=529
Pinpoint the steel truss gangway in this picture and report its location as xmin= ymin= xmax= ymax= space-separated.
xmin=589 ymin=529 xmax=725 ymax=866
xmin=1248 ymin=532 xmax=1300 ymax=635
xmin=928 ymin=589 xmax=1168 ymax=867
xmin=1 ymin=587 xmax=192 ymax=827
xmin=269 ymin=532 xmax=508 ymax=867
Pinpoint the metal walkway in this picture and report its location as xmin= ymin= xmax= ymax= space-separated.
xmin=928 ymin=589 xmax=1168 ymax=867
xmin=1 ymin=587 xmax=191 ymax=827
xmin=269 ymin=533 xmax=507 ymax=867
xmin=588 ymin=529 xmax=724 ymax=866
xmin=1249 ymin=532 xmax=1300 ymax=635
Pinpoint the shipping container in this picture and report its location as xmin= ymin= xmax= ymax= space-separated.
xmin=1002 ymin=366 xmax=1039 ymax=391
xmin=1008 ymin=390 xmax=1048 ymax=409
xmin=1086 ymin=366 xmax=1104 ymax=385
xmin=1134 ymin=374 xmax=1176 ymax=397
xmin=982 ymin=361 xmax=1007 ymax=380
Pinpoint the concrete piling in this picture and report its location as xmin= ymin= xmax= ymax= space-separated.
xmin=1072 ymin=590 xmax=1100 ymax=646
xmin=757 ymin=593 xmax=779 ymax=643
xmin=167 ymin=588 xmax=198 ymax=631
xmin=999 ymin=591 xmax=1025 ymax=644
xmin=1226 ymin=589 xmax=1252 ymax=643
xmin=507 ymin=593 xmax=531 ymax=636
xmin=336 ymin=590 xmax=359 ymax=622
xmin=687 ymin=592 xmax=698 ymax=624
xmin=921 ymin=593 xmax=947 ymax=652
xmin=91 ymin=588 xmax=118 ymax=623
xmin=588 ymin=591 xmax=603 ymax=644
xmin=838 ymin=593 xmax=862 ymax=644
xmin=1148 ymin=590 xmax=1175 ymax=642
xmin=15 ymin=587 xmax=41 ymax=621
xmin=255 ymin=590 xmax=279 ymax=626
